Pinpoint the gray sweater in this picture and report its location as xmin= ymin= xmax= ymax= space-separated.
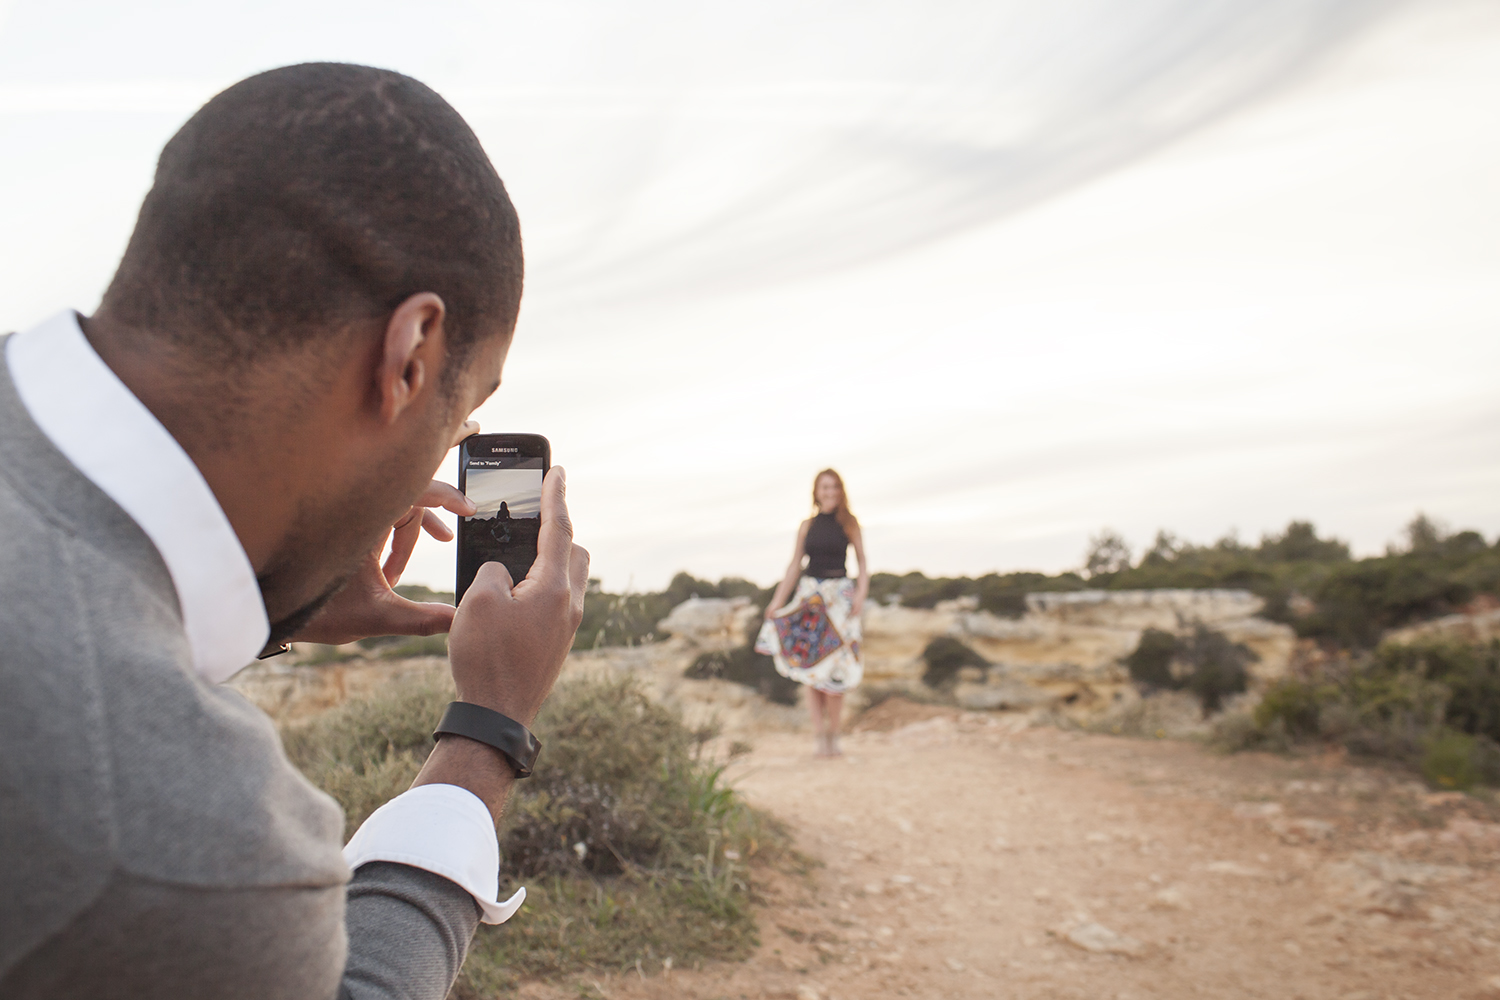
xmin=0 ymin=340 xmax=483 ymax=999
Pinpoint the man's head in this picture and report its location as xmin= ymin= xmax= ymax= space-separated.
xmin=101 ymin=61 xmax=521 ymax=378
xmin=89 ymin=63 xmax=523 ymax=638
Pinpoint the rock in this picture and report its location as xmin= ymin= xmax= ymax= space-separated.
xmin=1150 ymin=887 xmax=1188 ymax=910
xmin=656 ymin=597 xmax=756 ymax=651
xmin=954 ymin=679 xmax=1054 ymax=711
xmin=795 ymin=984 xmax=822 ymax=1000
xmin=1024 ymin=589 xmax=1265 ymax=628
xmin=1326 ymin=852 xmax=1470 ymax=916
xmin=1386 ymin=606 xmax=1500 ymax=646
xmin=945 ymin=957 xmax=966 ymax=972
xmin=1056 ymin=919 xmax=1146 ymax=957
xmin=1206 ymin=860 xmax=1266 ymax=877
xmin=859 ymin=588 xmax=1293 ymax=690
xmin=1280 ymin=818 xmax=1335 ymax=843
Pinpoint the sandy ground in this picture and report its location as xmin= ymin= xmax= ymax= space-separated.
xmin=531 ymin=701 xmax=1500 ymax=1000
xmin=235 ymin=654 xmax=1500 ymax=1000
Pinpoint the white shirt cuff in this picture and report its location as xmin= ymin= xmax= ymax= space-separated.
xmin=342 ymin=783 xmax=525 ymax=925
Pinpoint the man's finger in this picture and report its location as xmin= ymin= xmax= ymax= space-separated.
xmin=449 ymin=419 xmax=480 ymax=449
xmin=419 ymin=479 xmax=476 ymax=517
xmin=384 ymin=519 xmax=421 ymax=585
xmin=465 ymin=559 xmax=517 ymax=604
xmin=527 ymin=466 xmax=573 ymax=587
xmin=420 ymin=507 xmax=453 ymax=542
xmin=380 ymin=596 xmax=457 ymax=636
xmin=568 ymin=543 xmax=591 ymax=620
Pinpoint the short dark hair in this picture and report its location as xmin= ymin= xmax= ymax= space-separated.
xmin=100 ymin=62 xmax=522 ymax=376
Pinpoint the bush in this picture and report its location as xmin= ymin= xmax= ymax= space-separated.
xmin=281 ymin=672 xmax=783 ymax=986
xmin=920 ymin=636 xmax=989 ymax=689
xmin=1235 ymin=638 xmax=1500 ymax=790
xmin=1179 ymin=627 xmax=1253 ymax=714
xmin=1253 ymin=678 xmax=1336 ymax=739
xmin=1125 ymin=628 xmax=1180 ymax=690
xmin=682 ymin=599 xmax=800 ymax=706
xmin=1421 ymin=728 xmax=1500 ymax=791
xmin=1122 ymin=625 xmax=1254 ymax=715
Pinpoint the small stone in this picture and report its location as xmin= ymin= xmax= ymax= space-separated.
xmin=890 ymin=874 xmax=915 ymax=885
xmin=894 ymin=817 xmax=914 ymax=834
xmin=1061 ymin=921 xmax=1145 ymax=958
xmin=863 ymin=882 xmax=883 ymax=895
xmin=876 ymin=926 xmax=894 ymax=938
xmin=946 ymin=958 xmax=966 ymax=972
xmin=1151 ymin=887 xmax=1188 ymax=910
xmin=1206 ymin=860 xmax=1265 ymax=877
xmin=1233 ymin=802 xmax=1285 ymax=820
xmin=795 ymin=985 xmax=822 ymax=1000
xmin=1033 ymin=888 xmax=1052 ymax=902
xmin=1086 ymin=832 xmax=1110 ymax=844
xmin=572 ymin=841 xmax=588 ymax=861
xmin=723 ymin=848 xmax=741 ymax=861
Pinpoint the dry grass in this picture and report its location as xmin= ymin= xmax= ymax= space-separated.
xmin=279 ymin=669 xmax=788 ymax=994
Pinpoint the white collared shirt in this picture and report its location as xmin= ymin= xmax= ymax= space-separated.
xmin=5 ymin=311 xmax=522 ymax=925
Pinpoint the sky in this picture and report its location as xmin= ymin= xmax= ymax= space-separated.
xmin=1 ymin=0 xmax=1497 ymax=592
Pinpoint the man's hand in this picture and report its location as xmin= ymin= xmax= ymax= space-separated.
xmin=412 ymin=467 xmax=589 ymax=823
xmin=290 ymin=480 xmax=476 ymax=646
xmin=444 ymin=466 xmax=589 ymax=726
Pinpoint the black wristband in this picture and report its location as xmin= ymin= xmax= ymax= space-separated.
xmin=433 ymin=702 xmax=542 ymax=779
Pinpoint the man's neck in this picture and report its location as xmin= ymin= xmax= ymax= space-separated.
xmin=78 ymin=313 xmax=346 ymax=576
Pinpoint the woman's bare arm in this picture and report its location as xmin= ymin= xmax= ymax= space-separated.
xmin=849 ymin=523 xmax=870 ymax=615
xmin=765 ymin=519 xmax=812 ymax=618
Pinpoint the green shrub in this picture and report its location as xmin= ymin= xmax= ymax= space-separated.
xmin=1180 ymin=627 xmax=1252 ymax=714
xmin=1372 ymin=638 xmax=1500 ymax=740
xmin=1122 ymin=625 xmax=1254 ymax=715
xmin=685 ymin=645 xmax=800 ymax=706
xmin=281 ymin=671 xmax=782 ymax=987
xmin=920 ymin=636 xmax=989 ymax=689
xmin=682 ymin=600 xmax=799 ymax=706
xmin=1423 ymin=729 xmax=1487 ymax=791
xmin=1125 ymin=628 xmax=1180 ymax=690
xmin=1253 ymin=678 xmax=1337 ymax=738
xmin=1231 ymin=638 xmax=1500 ymax=791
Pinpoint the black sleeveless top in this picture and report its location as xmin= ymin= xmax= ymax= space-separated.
xmin=804 ymin=512 xmax=849 ymax=579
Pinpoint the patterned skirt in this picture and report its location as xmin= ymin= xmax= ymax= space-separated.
xmin=754 ymin=576 xmax=864 ymax=694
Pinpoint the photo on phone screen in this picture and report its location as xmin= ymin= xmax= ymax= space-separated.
xmin=456 ymin=434 xmax=550 ymax=602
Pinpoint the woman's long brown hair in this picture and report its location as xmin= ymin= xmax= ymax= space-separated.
xmin=812 ymin=468 xmax=858 ymax=536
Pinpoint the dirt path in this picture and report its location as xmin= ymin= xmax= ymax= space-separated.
xmin=560 ymin=702 xmax=1500 ymax=1000
xmin=235 ymin=655 xmax=1500 ymax=999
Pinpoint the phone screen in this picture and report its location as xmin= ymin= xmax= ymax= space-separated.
xmin=457 ymin=434 xmax=549 ymax=601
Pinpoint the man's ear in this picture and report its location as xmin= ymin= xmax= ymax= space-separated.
xmin=379 ymin=293 xmax=447 ymax=424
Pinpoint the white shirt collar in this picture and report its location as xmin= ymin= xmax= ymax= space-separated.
xmin=5 ymin=311 xmax=269 ymax=682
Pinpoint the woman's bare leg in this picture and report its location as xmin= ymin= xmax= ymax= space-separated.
xmin=807 ymin=688 xmax=826 ymax=754
xmin=824 ymin=693 xmax=844 ymax=757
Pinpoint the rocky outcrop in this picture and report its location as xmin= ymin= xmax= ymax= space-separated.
xmin=1385 ymin=607 xmax=1500 ymax=646
xmin=863 ymin=589 xmax=1295 ymax=716
xmin=655 ymin=596 xmax=759 ymax=652
xmin=663 ymin=587 xmax=1297 ymax=718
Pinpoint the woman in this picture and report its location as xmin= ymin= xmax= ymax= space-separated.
xmin=756 ymin=469 xmax=870 ymax=757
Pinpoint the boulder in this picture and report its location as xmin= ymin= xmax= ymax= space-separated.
xmin=656 ymin=597 xmax=758 ymax=652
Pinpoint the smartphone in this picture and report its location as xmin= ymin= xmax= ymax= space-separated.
xmin=456 ymin=433 xmax=551 ymax=603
